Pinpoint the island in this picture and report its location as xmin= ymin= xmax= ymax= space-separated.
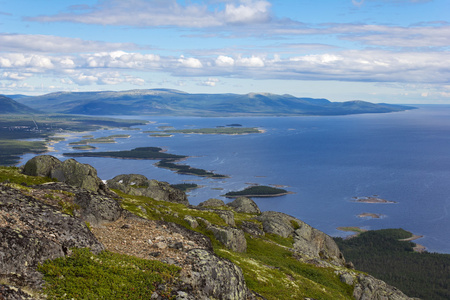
xmin=63 ymin=147 xmax=228 ymax=178
xmin=357 ymin=212 xmax=385 ymax=219
xmin=72 ymin=145 xmax=97 ymax=150
xmin=69 ymin=134 xmax=131 ymax=145
xmin=223 ymin=185 xmax=291 ymax=198
xmin=352 ymin=196 xmax=397 ymax=204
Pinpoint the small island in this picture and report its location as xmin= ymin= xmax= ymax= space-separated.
xmin=156 ymin=159 xmax=228 ymax=178
xmin=72 ymin=145 xmax=97 ymax=151
xmin=352 ymin=196 xmax=397 ymax=204
xmin=224 ymin=185 xmax=291 ymax=198
xmin=69 ymin=134 xmax=131 ymax=145
xmin=357 ymin=212 xmax=385 ymax=219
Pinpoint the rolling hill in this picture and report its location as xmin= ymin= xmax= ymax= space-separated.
xmin=0 ymin=95 xmax=40 ymax=114
xmin=14 ymin=89 xmax=414 ymax=116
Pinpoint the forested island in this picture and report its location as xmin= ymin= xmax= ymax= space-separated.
xmin=224 ymin=185 xmax=290 ymax=197
xmin=64 ymin=147 xmax=228 ymax=178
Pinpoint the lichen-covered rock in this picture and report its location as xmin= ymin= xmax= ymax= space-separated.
xmin=353 ymin=273 xmax=419 ymax=300
xmin=0 ymin=183 xmax=104 ymax=289
xmin=21 ymin=155 xmax=62 ymax=179
xmin=22 ymin=155 xmax=106 ymax=193
xmin=107 ymin=174 xmax=189 ymax=205
xmin=239 ymin=220 xmax=264 ymax=237
xmin=227 ymin=197 xmax=261 ymax=214
xmin=197 ymin=198 xmax=225 ymax=208
xmin=33 ymin=182 xmax=123 ymax=226
xmin=0 ymin=284 xmax=36 ymax=300
xmin=256 ymin=211 xmax=345 ymax=266
xmin=215 ymin=210 xmax=235 ymax=226
xmin=181 ymin=249 xmax=251 ymax=300
xmin=184 ymin=215 xmax=199 ymax=229
xmin=207 ymin=224 xmax=247 ymax=253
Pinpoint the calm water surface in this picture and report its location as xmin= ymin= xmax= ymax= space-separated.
xmin=19 ymin=105 xmax=450 ymax=253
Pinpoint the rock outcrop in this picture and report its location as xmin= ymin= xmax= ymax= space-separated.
xmin=181 ymin=249 xmax=251 ymax=300
xmin=22 ymin=155 xmax=106 ymax=193
xmin=227 ymin=196 xmax=261 ymax=214
xmin=107 ymin=173 xmax=189 ymax=205
xmin=207 ymin=224 xmax=247 ymax=253
xmin=0 ymin=183 xmax=104 ymax=289
xmin=257 ymin=211 xmax=345 ymax=266
xmin=198 ymin=198 xmax=225 ymax=208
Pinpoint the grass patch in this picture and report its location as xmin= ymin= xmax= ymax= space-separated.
xmin=0 ymin=166 xmax=55 ymax=185
xmin=38 ymin=248 xmax=181 ymax=299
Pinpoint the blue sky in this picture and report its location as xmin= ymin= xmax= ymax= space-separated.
xmin=1 ymin=0 xmax=449 ymax=104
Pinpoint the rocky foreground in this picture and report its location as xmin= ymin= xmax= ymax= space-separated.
xmin=0 ymin=155 xmax=418 ymax=299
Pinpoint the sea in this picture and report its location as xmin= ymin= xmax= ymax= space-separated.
xmin=18 ymin=105 xmax=450 ymax=254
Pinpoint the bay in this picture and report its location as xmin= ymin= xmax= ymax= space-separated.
xmin=19 ymin=105 xmax=450 ymax=253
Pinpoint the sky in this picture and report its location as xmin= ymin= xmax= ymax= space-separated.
xmin=0 ymin=0 xmax=449 ymax=104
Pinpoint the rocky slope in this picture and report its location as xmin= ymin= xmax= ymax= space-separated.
xmin=0 ymin=155 xmax=419 ymax=299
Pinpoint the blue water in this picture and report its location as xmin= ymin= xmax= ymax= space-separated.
xmin=19 ymin=106 xmax=450 ymax=253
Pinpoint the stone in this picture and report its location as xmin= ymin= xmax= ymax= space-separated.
xmin=22 ymin=155 xmax=107 ymax=193
xmin=353 ymin=274 xmax=419 ymax=300
xmin=239 ymin=220 xmax=265 ymax=237
xmin=227 ymin=196 xmax=261 ymax=214
xmin=207 ymin=224 xmax=247 ymax=253
xmin=181 ymin=249 xmax=251 ymax=300
xmin=215 ymin=210 xmax=235 ymax=226
xmin=183 ymin=215 xmax=198 ymax=228
xmin=107 ymin=174 xmax=189 ymax=205
xmin=256 ymin=211 xmax=345 ymax=266
xmin=198 ymin=198 xmax=225 ymax=208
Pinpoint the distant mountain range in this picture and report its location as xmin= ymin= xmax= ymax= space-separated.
xmin=9 ymin=89 xmax=414 ymax=116
xmin=0 ymin=95 xmax=40 ymax=114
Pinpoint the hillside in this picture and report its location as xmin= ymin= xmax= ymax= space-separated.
xmin=15 ymin=89 xmax=415 ymax=116
xmin=0 ymin=95 xmax=39 ymax=114
xmin=0 ymin=155 xmax=418 ymax=299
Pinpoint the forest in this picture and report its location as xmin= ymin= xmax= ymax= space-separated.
xmin=334 ymin=229 xmax=450 ymax=300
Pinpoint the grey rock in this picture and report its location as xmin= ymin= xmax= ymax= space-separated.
xmin=239 ymin=221 xmax=265 ymax=237
xmin=353 ymin=274 xmax=419 ymax=300
xmin=207 ymin=224 xmax=247 ymax=253
xmin=227 ymin=197 xmax=261 ymax=214
xmin=256 ymin=211 xmax=345 ymax=266
xmin=184 ymin=215 xmax=199 ymax=228
xmin=215 ymin=210 xmax=235 ymax=226
xmin=34 ymin=182 xmax=123 ymax=226
xmin=198 ymin=198 xmax=225 ymax=208
xmin=0 ymin=284 xmax=35 ymax=300
xmin=340 ymin=273 xmax=354 ymax=285
xmin=107 ymin=174 xmax=189 ymax=205
xmin=0 ymin=183 xmax=104 ymax=289
xmin=22 ymin=155 xmax=106 ymax=193
xmin=181 ymin=249 xmax=251 ymax=300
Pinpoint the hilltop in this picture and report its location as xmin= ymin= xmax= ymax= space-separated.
xmin=0 ymin=95 xmax=39 ymax=114
xmin=0 ymin=155 xmax=418 ymax=299
xmin=14 ymin=89 xmax=415 ymax=116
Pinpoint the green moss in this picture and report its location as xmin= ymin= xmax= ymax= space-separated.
xmin=0 ymin=166 xmax=55 ymax=185
xmin=38 ymin=248 xmax=181 ymax=299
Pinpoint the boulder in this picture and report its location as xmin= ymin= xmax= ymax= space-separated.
xmin=22 ymin=155 xmax=106 ymax=193
xmin=107 ymin=174 xmax=189 ymax=205
xmin=215 ymin=210 xmax=235 ymax=226
xmin=181 ymin=249 xmax=251 ymax=300
xmin=227 ymin=196 xmax=261 ymax=214
xmin=256 ymin=211 xmax=345 ymax=266
xmin=207 ymin=224 xmax=247 ymax=253
xmin=198 ymin=198 xmax=225 ymax=208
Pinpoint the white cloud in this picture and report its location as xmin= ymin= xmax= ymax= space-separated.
xmin=200 ymin=78 xmax=220 ymax=86
xmin=215 ymin=55 xmax=235 ymax=67
xmin=178 ymin=56 xmax=203 ymax=68
xmin=223 ymin=1 xmax=271 ymax=24
xmin=236 ymin=56 xmax=265 ymax=67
